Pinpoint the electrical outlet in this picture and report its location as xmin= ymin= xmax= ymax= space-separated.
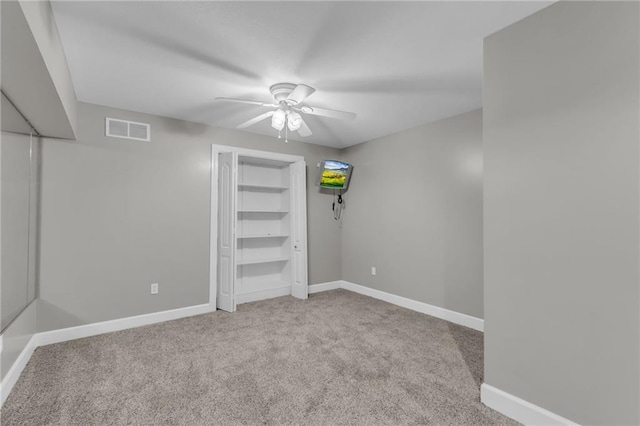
xmin=150 ymin=283 xmax=159 ymax=295
xmin=371 ymin=267 xmax=376 ymax=276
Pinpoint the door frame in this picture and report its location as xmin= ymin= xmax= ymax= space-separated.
xmin=209 ymin=144 xmax=306 ymax=311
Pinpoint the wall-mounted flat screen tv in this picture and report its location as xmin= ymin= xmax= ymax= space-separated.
xmin=319 ymin=160 xmax=352 ymax=190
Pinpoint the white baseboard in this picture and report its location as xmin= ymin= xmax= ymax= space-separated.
xmin=339 ymin=281 xmax=484 ymax=332
xmin=481 ymin=383 xmax=578 ymax=425
xmin=235 ymin=286 xmax=291 ymax=305
xmin=36 ymin=303 xmax=215 ymax=347
xmin=308 ymin=281 xmax=342 ymax=294
xmin=308 ymin=280 xmax=483 ymax=332
xmin=0 ymin=335 xmax=37 ymax=406
xmin=2 ymin=283 xmax=483 ymax=408
xmin=1 ymin=303 xmax=215 ymax=407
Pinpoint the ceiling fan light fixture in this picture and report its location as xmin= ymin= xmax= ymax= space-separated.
xmin=287 ymin=112 xmax=302 ymax=131
xmin=271 ymin=109 xmax=286 ymax=131
xmin=218 ymin=83 xmax=356 ymax=140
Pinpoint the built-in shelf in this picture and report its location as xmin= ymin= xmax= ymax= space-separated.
xmin=215 ymin=147 xmax=307 ymax=310
xmin=237 ymin=234 xmax=289 ymax=239
xmin=234 ymin=283 xmax=291 ymax=304
xmin=238 ymin=210 xmax=289 ymax=214
xmin=234 ymin=282 xmax=289 ymax=297
xmin=236 ymin=256 xmax=289 ymax=266
xmin=238 ymin=183 xmax=288 ymax=192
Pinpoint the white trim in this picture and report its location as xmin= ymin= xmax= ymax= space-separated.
xmin=36 ymin=303 xmax=214 ymax=347
xmin=340 ymin=281 xmax=484 ymax=332
xmin=307 ymin=280 xmax=484 ymax=332
xmin=0 ymin=334 xmax=3 ymax=354
xmin=209 ymin=144 xmax=306 ymax=312
xmin=481 ymin=383 xmax=578 ymax=426
xmin=1 ymin=281 xmax=483 ymax=408
xmin=0 ymin=336 xmax=37 ymax=406
xmin=212 ymin=144 xmax=304 ymax=164
xmin=235 ymin=286 xmax=291 ymax=304
xmin=308 ymin=281 xmax=342 ymax=294
xmin=0 ymin=303 xmax=215 ymax=407
xmin=209 ymin=146 xmax=219 ymax=312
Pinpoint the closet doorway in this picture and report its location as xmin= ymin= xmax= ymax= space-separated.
xmin=210 ymin=145 xmax=308 ymax=312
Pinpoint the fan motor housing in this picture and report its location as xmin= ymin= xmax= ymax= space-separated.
xmin=270 ymin=83 xmax=296 ymax=102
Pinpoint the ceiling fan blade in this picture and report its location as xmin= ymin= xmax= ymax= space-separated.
xmin=216 ymin=97 xmax=278 ymax=108
xmin=287 ymin=84 xmax=316 ymax=105
xmin=297 ymin=118 xmax=312 ymax=137
xmin=237 ymin=111 xmax=275 ymax=129
xmin=302 ymin=105 xmax=356 ymax=121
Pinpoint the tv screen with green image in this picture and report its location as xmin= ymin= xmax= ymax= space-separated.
xmin=319 ymin=160 xmax=352 ymax=190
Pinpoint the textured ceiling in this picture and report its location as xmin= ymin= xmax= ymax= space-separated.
xmin=51 ymin=1 xmax=552 ymax=148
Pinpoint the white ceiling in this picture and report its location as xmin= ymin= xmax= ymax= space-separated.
xmin=51 ymin=1 xmax=552 ymax=148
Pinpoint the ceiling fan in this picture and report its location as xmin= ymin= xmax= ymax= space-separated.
xmin=215 ymin=83 xmax=356 ymax=142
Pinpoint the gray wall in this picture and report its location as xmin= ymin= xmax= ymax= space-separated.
xmin=1 ymin=300 xmax=36 ymax=380
xmin=341 ymin=109 xmax=483 ymax=319
xmin=1 ymin=131 xmax=39 ymax=383
xmin=38 ymin=102 xmax=342 ymax=331
xmin=1 ymin=93 xmax=32 ymax=135
xmin=1 ymin=131 xmax=30 ymax=329
xmin=483 ymin=2 xmax=639 ymax=424
xmin=1 ymin=0 xmax=76 ymax=139
xmin=18 ymin=0 xmax=77 ymax=136
xmin=1 ymin=131 xmax=39 ymax=330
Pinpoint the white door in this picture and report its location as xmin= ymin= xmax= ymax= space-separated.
xmin=217 ymin=152 xmax=237 ymax=312
xmin=290 ymin=160 xmax=308 ymax=299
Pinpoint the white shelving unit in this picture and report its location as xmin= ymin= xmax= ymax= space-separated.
xmin=237 ymin=183 xmax=289 ymax=191
xmin=237 ymin=210 xmax=289 ymax=213
xmin=211 ymin=146 xmax=308 ymax=312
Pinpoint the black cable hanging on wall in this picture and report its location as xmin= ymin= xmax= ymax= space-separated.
xmin=332 ymin=190 xmax=343 ymax=220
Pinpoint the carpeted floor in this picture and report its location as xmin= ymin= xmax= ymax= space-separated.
xmin=1 ymin=290 xmax=517 ymax=425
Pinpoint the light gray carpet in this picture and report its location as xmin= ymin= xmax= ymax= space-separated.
xmin=2 ymin=290 xmax=517 ymax=425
